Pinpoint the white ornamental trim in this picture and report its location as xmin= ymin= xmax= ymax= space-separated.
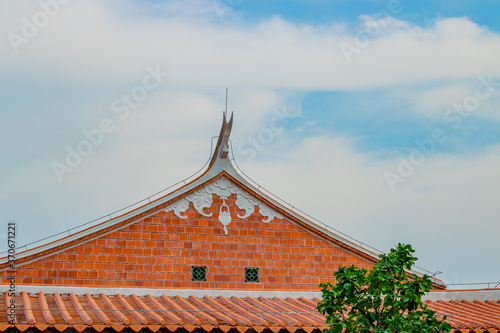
xmin=163 ymin=177 xmax=283 ymax=234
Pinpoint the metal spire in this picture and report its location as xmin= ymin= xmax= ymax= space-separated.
xmin=225 ymin=87 xmax=228 ymax=117
xmin=210 ymin=90 xmax=233 ymax=163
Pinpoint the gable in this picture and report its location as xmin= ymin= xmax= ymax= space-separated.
xmin=0 ymin=113 xmax=447 ymax=295
xmin=0 ymin=176 xmax=374 ymax=291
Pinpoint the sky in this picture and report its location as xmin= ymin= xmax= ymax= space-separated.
xmin=1 ymin=0 xmax=500 ymax=289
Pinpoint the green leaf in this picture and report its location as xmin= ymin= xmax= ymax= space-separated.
xmin=317 ymin=243 xmax=447 ymax=333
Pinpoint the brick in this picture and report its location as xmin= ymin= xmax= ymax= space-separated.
xmin=0 ymin=202 xmax=373 ymax=291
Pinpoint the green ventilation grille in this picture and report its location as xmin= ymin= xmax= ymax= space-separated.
xmin=191 ymin=266 xmax=206 ymax=281
xmin=245 ymin=268 xmax=259 ymax=283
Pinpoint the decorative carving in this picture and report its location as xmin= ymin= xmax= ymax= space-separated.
xmin=235 ymin=194 xmax=259 ymax=219
xmin=258 ymin=203 xmax=283 ymax=223
xmin=186 ymin=189 xmax=212 ymax=217
xmin=163 ymin=176 xmax=283 ymax=233
xmin=218 ymin=197 xmax=232 ymax=235
xmin=167 ymin=198 xmax=190 ymax=219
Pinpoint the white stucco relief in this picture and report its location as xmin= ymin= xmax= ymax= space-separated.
xmin=163 ymin=176 xmax=283 ymax=234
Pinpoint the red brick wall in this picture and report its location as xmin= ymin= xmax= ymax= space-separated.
xmin=1 ymin=195 xmax=373 ymax=291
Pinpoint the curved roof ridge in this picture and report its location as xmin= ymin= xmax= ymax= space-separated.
xmin=0 ymin=114 xmax=235 ymax=265
xmin=0 ymin=112 xmax=443 ymax=288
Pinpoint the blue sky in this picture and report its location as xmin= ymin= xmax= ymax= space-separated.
xmin=1 ymin=0 xmax=500 ymax=287
xmin=204 ymin=0 xmax=500 ymax=158
xmin=300 ymin=90 xmax=500 ymax=155
xmin=216 ymin=0 xmax=500 ymax=31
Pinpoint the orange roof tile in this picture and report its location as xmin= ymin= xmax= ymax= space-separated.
xmin=0 ymin=291 xmax=499 ymax=332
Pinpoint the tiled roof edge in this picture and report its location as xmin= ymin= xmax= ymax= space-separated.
xmin=5 ymin=284 xmax=498 ymax=302
xmin=0 ymin=285 xmax=322 ymax=298
xmin=423 ymin=288 xmax=500 ymax=302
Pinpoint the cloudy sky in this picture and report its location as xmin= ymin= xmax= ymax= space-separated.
xmin=2 ymin=0 xmax=500 ymax=288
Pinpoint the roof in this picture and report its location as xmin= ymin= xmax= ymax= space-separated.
xmin=0 ymin=112 xmax=446 ymax=291
xmin=1 ymin=290 xmax=327 ymax=333
xmin=1 ymin=288 xmax=499 ymax=332
xmin=0 ymin=113 xmax=385 ymax=272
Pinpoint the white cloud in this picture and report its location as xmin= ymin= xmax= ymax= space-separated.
xmin=241 ymin=135 xmax=500 ymax=283
xmin=359 ymin=14 xmax=409 ymax=33
xmin=2 ymin=1 xmax=500 ymax=89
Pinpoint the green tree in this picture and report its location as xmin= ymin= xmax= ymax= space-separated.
xmin=316 ymin=243 xmax=451 ymax=333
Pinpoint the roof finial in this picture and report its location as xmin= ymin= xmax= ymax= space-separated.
xmin=210 ymin=91 xmax=233 ymax=164
xmin=225 ymin=87 xmax=228 ymax=117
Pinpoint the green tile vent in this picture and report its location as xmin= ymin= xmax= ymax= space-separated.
xmin=191 ymin=266 xmax=206 ymax=281
xmin=245 ymin=268 xmax=259 ymax=283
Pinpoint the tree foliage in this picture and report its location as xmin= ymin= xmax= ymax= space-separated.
xmin=316 ymin=243 xmax=451 ymax=333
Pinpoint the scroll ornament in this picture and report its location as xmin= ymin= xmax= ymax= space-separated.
xmin=163 ymin=177 xmax=283 ymax=234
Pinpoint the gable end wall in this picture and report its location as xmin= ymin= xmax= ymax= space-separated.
xmin=0 ymin=195 xmax=373 ymax=291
